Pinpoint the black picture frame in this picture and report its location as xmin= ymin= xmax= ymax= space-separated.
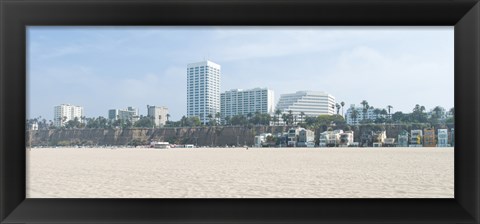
xmin=1 ymin=0 xmax=479 ymax=223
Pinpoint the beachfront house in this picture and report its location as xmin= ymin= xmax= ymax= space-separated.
xmin=423 ymin=128 xmax=436 ymax=147
xmin=319 ymin=130 xmax=344 ymax=147
xmin=319 ymin=132 xmax=329 ymax=147
xmin=329 ymin=130 xmax=343 ymax=147
xmin=254 ymin=133 xmax=273 ymax=147
xmin=297 ymin=129 xmax=315 ymax=147
xmin=410 ymin=130 xmax=423 ymax=147
xmin=287 ymin=127 xmax=315 ymax=147
xmin=276 ymin=132 xmax=289 ymax=147
xmin=437 ymin=129 xmax=449 ymax=147
xmin=397 ymin=130 xmax=409 ymax=147
xmin=287 ymin=128 xmax=301 ymax=147
xmin=287 ymin=127 xmax=305 ymax=147
xmin=339 ymin=131 xmax=354 ymax=147
xmin=384 ymin=138 xmax=396 ymax=147
xmin=360 ymin=131 xmax=372 ymax=147
xmin=372 ymin=130 xmax=387 ymax=147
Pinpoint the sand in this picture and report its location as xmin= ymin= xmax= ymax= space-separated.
xmin=26 ymin=147 xmax=454 ymax=198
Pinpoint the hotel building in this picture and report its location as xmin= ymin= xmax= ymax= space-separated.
xmin=147 ymin=105 xmax=168 ymax=127
xmin=108 ymin=106 xmax=139 ymax=123
xmin=220 ymin=88 xmax=274 ymax=120
xmin=187 ymin=60 xmax=221 ymax=124
xmin=53 ymin=104 xmax=84 ymax=127
xmin=276 ymin=91 xmax=335 ymax=120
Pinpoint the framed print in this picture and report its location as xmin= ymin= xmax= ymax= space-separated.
xmin=1 ymin=0 xmax=479 ymax=223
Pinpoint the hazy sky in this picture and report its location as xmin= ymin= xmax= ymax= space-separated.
xmin=27 ymin=26 xmax=454 ymax=121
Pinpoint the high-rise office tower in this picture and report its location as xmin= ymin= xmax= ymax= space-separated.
xmin=187 ymin=60 xmax=221 ymax=124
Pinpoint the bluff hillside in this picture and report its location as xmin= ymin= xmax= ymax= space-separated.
xmin=27 ymin=123 xmax=453 ymax=147
xmin=28 ymin=126 xmax=293 ymax=147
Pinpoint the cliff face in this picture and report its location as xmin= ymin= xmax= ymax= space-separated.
xmin=28 ymin=126 xmax=294 ymax=147
xmin=27 ymin=124 xmax=454 ymax=147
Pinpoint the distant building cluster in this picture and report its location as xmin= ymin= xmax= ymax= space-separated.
xmin=187 ymin=60 xmax=337 ymax=125
xmin=52 ymin=104 xmax=169 ymax=128
xmin=47 ymin=60 xmax=340 ymax=128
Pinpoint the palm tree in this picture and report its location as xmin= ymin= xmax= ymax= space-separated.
xmin=350 ymin=106 xmax=359 ymax=125
xmin=335 ymin=103 xmax=341 ymax=115
xmin=299 ymin=111 xmax=305 ymax=124
xmin=215 ymin=112 xmax=221 ymax=125
xmin=247 ymin=112 xmax=253 ymax=124
xmin=207 ymin=114 xmax=213 ymax=126
xmin=287 ymin=110 xmax=293 ymax=125
xmin=282 ymin=113 xmax=288 ymax=126
xmin=275 ymin=109 xmax=282 ymax=126
xmin=420 ymin=105 xmax=426 ymax=113
xmin=166 ymin=114 xmax=171 ymax=122
xmin=360 ymin=100 xmax=369 ymax=122
xmin=224 ymin=115 xmax=231 ymax=126
xmin=340 ymin=101 xmax=345 ymax=117
xmin=387 ymin=105 xmax=393 ymax=118
xmin=381 ymin=109 xmax=388 ymax=117
xmin=199 ymin=113 xmax=204 ymax=125
xmin=373 ymin=108 xmax=382 ymax=121
xmin=432 ymin=106 xmax=445 ymax=120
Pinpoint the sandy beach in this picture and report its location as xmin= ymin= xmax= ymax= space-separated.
xmin=26 ymin=147 xmax=454 ymax=198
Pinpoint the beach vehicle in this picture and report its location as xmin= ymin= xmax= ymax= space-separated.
xmin=150 ymin=141 xmax=170 ymax=149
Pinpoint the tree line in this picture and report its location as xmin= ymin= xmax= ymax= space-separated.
xmin=26 ymin=102 xmax=454 ymax=130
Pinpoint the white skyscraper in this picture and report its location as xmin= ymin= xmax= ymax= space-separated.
xmin=221 ymin=88 xmax=275 ymax=119
xmin=276 ymin=91 xmax=335 ymax=118
xmin=187 ymin=60 xmax=221 ymax=124
xmin=53 ymin=104 xmax=84 ymax=127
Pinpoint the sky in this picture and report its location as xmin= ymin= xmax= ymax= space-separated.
xmin=27 ymin=26 xmax=454 ymax=121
